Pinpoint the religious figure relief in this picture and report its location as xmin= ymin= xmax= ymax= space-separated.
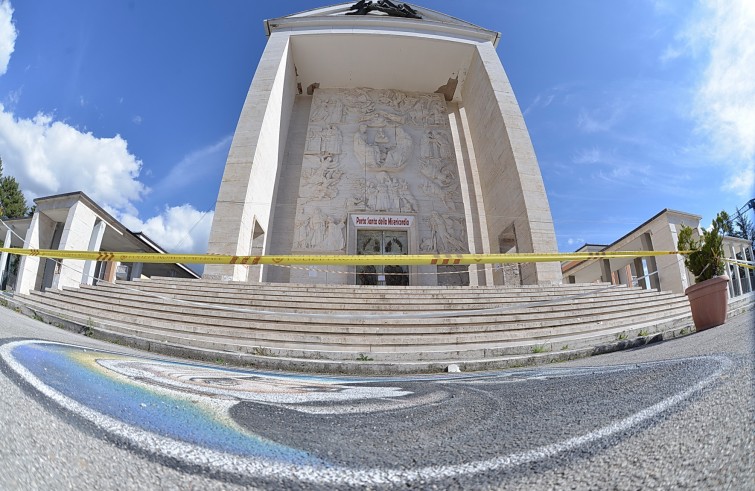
xmin=300 ymin=155 xmax=344 ymax=203
xmin=320 ymin=124 xmax=343 ymax=157
xmin=294 ymin=208 xmax=346 ymax=251
xmin=323 ymin=215 xmax=346 ymax=251
xmin=420 ymin=178 xmax=458 ymax=212
xmin=353 ymin=124 xmax=380 ymax=168
xmin=305 ymin=124 xmax=343 ymax=158
xmin=305 ymin=127 xmax=322 ymax=154
xmin=350 ymin=174 xmax=417 ymax=213
xmin=407 ymin=96 xmax=447 ymax=126
xmin=420 ymin=130 xmax=453 ymax=160
xmin=426 ymin=98 xmax=447 ymax=126
xmin=360 ymin=109 xmax=404 ymax=127
xmin=310 ymin=97 xmax=345 ymax=124
xmin=384 ymin=126 xmax=413 ymax=169
xmin=345 ymin=88 xmax=375 ymax=116
xmin=353 ymin=123 xmax=412 ymax=170
xmin=310 ymin=99 xmax=330 ymax=123
xmin=422 ymin=211 xmax=467 ymax=253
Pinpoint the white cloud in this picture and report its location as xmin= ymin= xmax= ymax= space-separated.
xmin=659 ymin=45 xmax=683 ymax=64
xmin=692 ymin=1 xmax=755 ymax=158
xmin=0 ymin=104 xmax=147 ymax=214
xmin=679 ymin=0 xmax=755 ymax=196
xmin=132 ymin=115 xmax=142 ymax=125
xmin=151 ymin=134 xmax=231 ymax=196
xmin=0 ymin=0 xmax=16 ymax=76
xmin=572 ymin=147 xmax=604 ymax=165
xmin=576 ymin=104 xmax=623 ymax=133
xmin=119 ymin=205 xmax=214 ymax=255
xmin=721 ymin=164 xmax=754 ymax=196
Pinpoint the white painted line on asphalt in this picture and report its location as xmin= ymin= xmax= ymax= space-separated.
xmin=0 ymin=339 xmax=732 ymax=487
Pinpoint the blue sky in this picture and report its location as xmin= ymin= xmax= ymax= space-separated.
xmin=0 ymin=0 xmax=752 ymax=256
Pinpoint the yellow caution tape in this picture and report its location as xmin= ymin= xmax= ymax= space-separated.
xmin=726 ymin=258 xmax=755 ymax=270
xmin=0 ymin=248 xmax=689 ymax=266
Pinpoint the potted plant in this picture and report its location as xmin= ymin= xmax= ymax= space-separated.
xmin=677 ymin=211 xmax=730 ymax=331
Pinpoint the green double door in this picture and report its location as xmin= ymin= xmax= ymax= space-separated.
xmin=355 ymin=230 xmax=409 ymax=286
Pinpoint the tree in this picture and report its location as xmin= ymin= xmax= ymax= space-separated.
xmin=677 ymin=211 xmax=728 ymax=282
xmin=0 ymin=157 xmax=29 ymax=219
xmin=732 ymin=212 xmax=755 ymax=245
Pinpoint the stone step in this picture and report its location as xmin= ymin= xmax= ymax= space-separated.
xmin=73 ymin=283 xmax=685 ymax=317
xmin=95 ymin=281 xmax=668 ymax=310
xmin=36 ymin=287 xmax=689 ymax=330
xmin=13 ymin=293 xmax=692 ymax=363
xmin=7 ymin=277 xmax=704 ymax=373
xmin=131 ymin=276 xmax=635 ymax=298
xmin=28 ymin=290 xmax=690 ymax=348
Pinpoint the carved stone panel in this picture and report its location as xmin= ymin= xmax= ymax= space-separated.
xmin=293 ymin=87 xmax=467 ymax=256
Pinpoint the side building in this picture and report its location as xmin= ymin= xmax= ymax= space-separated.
xmin=0 ymin=191 xmax=198 ymax=294
xmin=562 ymin=208 xmax=754 ymax=301
xmin=204 ymin=2 xmax=561 ymax=287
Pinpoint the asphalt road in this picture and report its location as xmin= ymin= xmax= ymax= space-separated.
xmin=0 ymin=306 xmax=752 ymax=490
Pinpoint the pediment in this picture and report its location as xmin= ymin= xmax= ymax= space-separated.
xmin=265 ymin=2 xmax=499 ymax=44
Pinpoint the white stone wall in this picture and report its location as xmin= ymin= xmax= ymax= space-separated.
xmin=461 ymin=42 xmax=561 ymax=285
xmin=205 ymin=32 xmax=297 ymax=282
xmin=265 ymin=96 xmax=313 ymax=283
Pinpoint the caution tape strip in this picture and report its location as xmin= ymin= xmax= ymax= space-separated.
xmin=0 ymin=248 xmax=689 ymax=266
xmin=726 ymin=258 xmax=755 ymax=270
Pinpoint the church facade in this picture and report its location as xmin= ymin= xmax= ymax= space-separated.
xmin=205 ymin=2 xmax=562 ymax=287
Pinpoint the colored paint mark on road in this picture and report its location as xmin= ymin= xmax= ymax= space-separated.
xmin=8 ymin=341 xmax=319 ymax=464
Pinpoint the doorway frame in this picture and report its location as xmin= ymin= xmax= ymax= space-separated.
xmin=347 ymin=212 xmax=417 ymax=286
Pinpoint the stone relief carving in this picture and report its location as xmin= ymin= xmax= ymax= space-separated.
xmin=350 ymin=173 xmax=417 ymax=213
xmin=353 ymin=124 xmax=380 ymax=168
xmin=420 ymin=130 xmax=452 ymax=159
xmin=306 ymin=124 xmax=343 ymax=157
xmin=320 ymin=124 xmax=343 ymax=157
xmin=294 ymin=207 xmax=346 ymax=251
xmin=420 ymin=211 xmax=467 ymax=253
xmin=420 ymin=176 xmax=458 ymax=212
xmin=310 ymin=97 xmax=344 ymax=124
xmin=300 ymin=155 xmax=344 ymax=203
xmin=353 ymin=123 xmax=412 ymax=170
xmin=295 ymin=88 xmax=466 ymax=264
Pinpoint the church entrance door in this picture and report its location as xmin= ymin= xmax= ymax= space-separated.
xmin=355 ymin=230 xmax=408 ymax=286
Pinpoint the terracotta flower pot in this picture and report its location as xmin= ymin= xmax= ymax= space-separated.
xmin=684 ymin=275 xmax=730 ymax=331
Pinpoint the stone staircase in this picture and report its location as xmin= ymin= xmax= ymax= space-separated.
xmin=4 ymin=276 xmax=697 ymax=373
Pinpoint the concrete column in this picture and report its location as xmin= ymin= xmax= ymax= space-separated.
xmin=729 ymin=244 xmax=742 ymax=296
xmin=52 ymin=201 xmax=99 ymax=290
xmin=0 ymin=228 xmax=12 ymax=289
xmin=633 ymin=257 xmax=648 ymax=289
xmin=103 ymin=261 xmax=118 ymax=283
xmin=600 ymin=259 xmax=612 ymax=284
xmin=740 ymin=244 xmax=752 ymax=293
xmin=16 ymin=212 xmax=56 ymax=295
xmin=639 ymin=233 xmax=661 ymax=291
xmin=129 ymin=262 xmax=144 ymax=281
xmin=81 ymin=220 xmax=107 ymax=285
xmin=624 ymin=264 xmax=633 ymax=287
